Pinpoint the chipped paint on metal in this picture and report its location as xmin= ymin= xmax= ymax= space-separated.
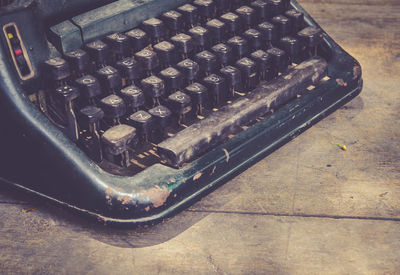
xmin=193 ymin=172 xmax=202 ymax=181
xmin=223 ymin=148 xmax=230 ymax=163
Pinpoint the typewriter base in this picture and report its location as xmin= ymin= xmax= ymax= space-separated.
xmin=0 ymin=78 xmax=363 ymax=226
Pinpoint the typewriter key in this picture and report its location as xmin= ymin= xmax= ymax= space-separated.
xmin=257 ymin=21 xmax=277 ymax=48
xmin=188 ymin=26 xmax=210 ymax=51
xmin=271 ymin=15 xmax=291 ymax=38
xmin=127 ymin=110 xmax=153 ymax=142
xmin=116 ymin=57 xmax=142 ymax=85
xmin=195 ymin=50 xmax=218 ymax=75
xmin=205 ymin=19 xmax=227 ymax=44
xmin=177 ymin=59 xmax=200 ymax=85
xmin=203 ymin=73 xmax=226 ymax=107
xmin=251 ymin=0 xmax=268 ymax=21
xmin=177 ymin=4 xmax=199 ymax=29
xmin=184 ymin=82 xmax=208 ymax=115
xmin=285 ymin=9 xmax=304 ymax=33
xmin=220 ymin=65 xmax=243 ymax=98
xmin=298 ymin=26 xmax=323 ymax=57
xmin=220 ymin=12 xmax=242 ymax=36
xmin=104 ymin=32 xmax=130 ymax=60
xmin=193 ymin=0 xmax=216 ymax=22
xmin=125 ymin=28 xmax=149 ymax=53
xmin=170 ymin=33 xmax=195 ymax=60
xmin=236 ymin=57 xmax=258 ymax=89
xmin=64 ymin=49 xmax=89 ymax=76
xmin=211 ymin=43 xmax=232 ymax=67
xmin=250 ymin=50 xmax=272 ymax=80
xmin=96 ymin=66 xmax=122 ymax=94
xmin=79 ymin=105 xmax=104 ymax=162
xmin=168 ymin=91 xmax=192 ymax=125
xmin=227 ymin=36 xmax=249 ymax=59
xmin=43 ymin=57 xmax=70 ymax=84
xmin=120 ymin=85 xmax=145 ymax=113
xmin=142 ymin=18 xmax=166 ymax=43
xmin=53 ymin=85 xmax=80 ymax=141
xmin=85 ymin=40 xmax=110 ymax=68
xmin=153 ymin=41 xmax=177 ymax=68
xmin=75 ymin=75 xmax=102 ymax=105
xmin=243 ymin=28 xmax=263 ymax=51
xmin=236 ymin=6 xmax=256 ymax=29
xmin=267 ymin=0 xmax=284 ymax=17
xmin=141 ymin=75 xmax=166 ymax=107
xmin=267 ymin=47 xmax=289 ymax=76
xmin=135 ymin=49 xmax=159 ymax=76
xmin=162 ymin=10 xmax=184 ymax=35
xmin=148 ymin=105 xmax=172 ymax=140
xmin=279 ymin=36 xmax=300 ymax=64
xmin=102 ymin=124 xmax=137 ymax=167
xmin=159 ymin=67 xmax=183 ymax=94
xmin=99 ymin=94 xmax=126 ymax=125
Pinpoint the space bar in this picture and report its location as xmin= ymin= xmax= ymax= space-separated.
xmin=157 ymin=57 xmax=328 ymax=168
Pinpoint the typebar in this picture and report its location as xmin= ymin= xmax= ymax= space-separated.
xmin=157 ymin=57 xmax=328 ymax=168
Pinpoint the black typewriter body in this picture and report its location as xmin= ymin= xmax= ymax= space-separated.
xmin=0 ymin=0 xmax=362 ymax=225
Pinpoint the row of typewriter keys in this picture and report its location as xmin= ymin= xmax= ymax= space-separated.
xmin=41 ymin=0 xmax=323 ymax=167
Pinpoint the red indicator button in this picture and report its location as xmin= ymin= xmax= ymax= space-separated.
xmin=14 ymin=48 xmax=22 ymax=57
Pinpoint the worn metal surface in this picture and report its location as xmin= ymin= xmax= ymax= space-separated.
xmin=0 ymin=0 xmax=399 ymax=273
xmin=158 ymin=57 xmax=328 ymax=167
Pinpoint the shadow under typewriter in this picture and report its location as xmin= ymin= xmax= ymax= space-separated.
xmin=0 ymin=0 xmax=362 ymax=226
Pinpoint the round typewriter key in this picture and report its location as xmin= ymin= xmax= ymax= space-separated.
xmin=285 ymin=9 xmax=304 ymax=33
xmin=141 ymin=75 xmax=165 ymax=106
xmin=193 ymin=0 xmax=216 ymax=21
xmin=134 ymin=49 xmax=159 ymax=75
xmin=203 ymin=73 xmax=226 ymax=107
xmin=195 ymin=50 xmax=218 ymax=75
xmin=215 ymin=0 xmax=230 ymax=15
xmin=116 ymin=57 xmax=142 ymax=85
xmin=148 ymin=105 xmax=172 ymax=140
xmin=220 ymin=12 xmax=242 ymax=35
xmin=125 ymin=28 xmax=149 ymax=52
xmin=227 ymin=36 xmax=249 ymax=58
xmin=279 ymin=36 xmax=300 ymax=63
xmin=99 ymin=94 xmax=126 ymax=124
xmin=127 ymin=110 xmax=153 ymax=142
xmin=153 ymin=41 xmax=177 ymax=68
xmin=79 ymin=105 xmax=104 ymax=162
xmin=258 ymin=21 xmax=277 ymax=48
xmin=251 ymin=0 xmax=268 ymax=21
xmin=236 ymin=6 xmax=256 ymax=29
xmin=220 ymin=65 xmax=243 ymax=97
xmin=80 ymin=105 xmax=104 ymax=125
xmin=184 ymin=82 xmax=208 ymax=114
xmin=297 ymin=26 xmax=323 ymax=56
xmin=243 ymin=28 xmax=263 ymax=50
xmin=85 ymin=40 xmax=110 ymax=67
xmin=206 ymin=19 xmax=227 ymax=44
xmin=120 ymin=85 xmax=145 ymax=112
xmin=142 ymin=18 xmax=166 ymax=43
xmin=211 ymin=43 xmax=232 ymax=67
xmin=267 ymin=47 xmax=288 ymax=75
xmin=177 ymin=4 xmax=199 ymax=28
xmin=162 ymin=10 xmax=184 ymax=34
xmin=43 ymin=57 xmax=70 ymax=83
xmin=104 ymin=32 xmax=130 ymax=58
xmin=96 ymin=65 xmax=122 ymax=94
xmin=75 ymin=74 xmax=102 ymax=104
xmin=159 ymin=66 xmax=183 ymax=94
xmin=168 ymin=91 xmax=192 ymax=124
xmin=64 ymin=49 xmax=89 ymax=75
xmin=177 ymin=58 xmax=200 ymax=84
xmin=188 ymin=26 xmax=210 ymax=50
xmin=170 ymin=33 xmax=195 ymax=59
xmin=250 ymin=49 xmax=272 ymax=80
xmin=271 ymin=15 xmax=291 ymax=38
xmin=267 ymin=0 xmax=284 ymax=17
xmin=236 ymin=57 xmax=258 ymax=89
xmin=102 ymin=124 xmax=137 ymax=167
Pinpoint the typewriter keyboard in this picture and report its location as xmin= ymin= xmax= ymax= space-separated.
xmin=37 ymin=0 xmax=328 ymax=174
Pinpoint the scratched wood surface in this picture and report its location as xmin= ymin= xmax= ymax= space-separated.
xmin=1 ymin=1 xmax=400 ymax=274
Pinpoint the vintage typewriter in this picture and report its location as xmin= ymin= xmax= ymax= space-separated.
xmin=0 ymin=0 xmax=362 ymax=225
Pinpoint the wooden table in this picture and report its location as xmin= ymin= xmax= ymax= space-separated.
xmin=1 ymin=1 xmax=399 ymax=273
